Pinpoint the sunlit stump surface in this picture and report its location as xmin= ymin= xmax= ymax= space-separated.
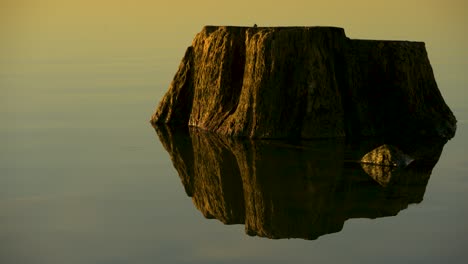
xmin=154 ymin=125 xmax=447 ymax=240
xmin=151 ymin=26 xmax=456 ymax=139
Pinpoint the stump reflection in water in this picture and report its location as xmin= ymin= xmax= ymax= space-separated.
xmin=154 ymin=125 xmax=446 ymax=240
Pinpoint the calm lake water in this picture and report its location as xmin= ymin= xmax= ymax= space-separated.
xmin=2 ymin=56 xmax=468 ymax=264
xmin=2 ymin=2 xmax=468 ymax=263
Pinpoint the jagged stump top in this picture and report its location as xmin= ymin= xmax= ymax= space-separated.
xmin=151 ymin=26 xmax=456 ymax=140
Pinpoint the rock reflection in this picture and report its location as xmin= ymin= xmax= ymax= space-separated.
xmin=155 ymin=125 xmax=446 ymax=240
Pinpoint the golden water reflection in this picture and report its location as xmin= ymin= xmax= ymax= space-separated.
xmin=155 ymin=125 xmax=446 ymax=240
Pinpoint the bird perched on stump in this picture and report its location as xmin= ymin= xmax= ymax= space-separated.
xmin=253 ymin=24 xmax=257 ymax=28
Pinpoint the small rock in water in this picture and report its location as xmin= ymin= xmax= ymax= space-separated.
xmin=361 ymin=144 xmax=414 ymax=168
xmin=360 ymin=144 xmax=414 ymax=187
xmin=361 ymin=163 xmax=396 ymax=187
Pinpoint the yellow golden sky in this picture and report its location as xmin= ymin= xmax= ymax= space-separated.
xmin=2 ymin=0 xmax=466 ymax=54
xmin=1 ymin=0 xmax=467 ymax=106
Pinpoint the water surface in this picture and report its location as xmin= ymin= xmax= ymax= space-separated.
xmin=2 ymin=1 xmax=468 ymax=263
